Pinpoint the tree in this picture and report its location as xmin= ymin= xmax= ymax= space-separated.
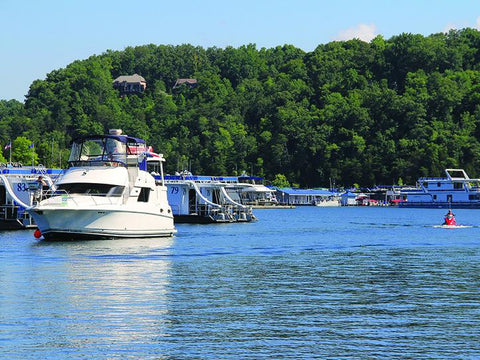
xmin=272 ymin=174 xmax=290 ymax=187
xmin=4 ymin=29 xmax=480 ymax=186
xmin=11 ymin=137 xmax=38 ymax=165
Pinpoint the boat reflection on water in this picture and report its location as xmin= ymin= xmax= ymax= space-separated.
xmin=33 ymin=236 xmax=174 ymax=344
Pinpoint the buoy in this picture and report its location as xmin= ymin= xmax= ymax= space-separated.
xmin=34 ymin=229 xmax=42 ymax=239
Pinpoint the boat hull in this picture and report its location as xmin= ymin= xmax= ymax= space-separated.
xmin=29 ymin=208 xmax=176 ymax=240
xmin=174 ymin=214 xmax=220 ymax=224
xmin=315 ymin=200 xmax=341 ymax=207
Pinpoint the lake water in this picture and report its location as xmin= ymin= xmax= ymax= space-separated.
xmin=1 ymin=206 xmax=480 ymax=359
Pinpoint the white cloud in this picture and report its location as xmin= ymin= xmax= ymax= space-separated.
xmin=443 ymin=17 xmax=480 ymax=33
xmin=443 ymin=23 xmax=457 ymax=33
xmin=334 ymin=23 xmax=377 ymax=42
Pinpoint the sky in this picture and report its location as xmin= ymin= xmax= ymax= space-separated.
xmin=1 ymin=0 xmax=479 ymax=102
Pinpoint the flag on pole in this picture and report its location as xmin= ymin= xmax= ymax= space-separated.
xmin=4 ymin=142 xmax=11 ymax=150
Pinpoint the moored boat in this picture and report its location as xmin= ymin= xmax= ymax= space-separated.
xmin=0 ymin=166 xmax=62 ymax=229
xmin=28 ymin=130 xmax=176 ymax=240
xmin=399 ymin=169 xmax=480 ymax=208
xmin=314 ymin=196 xmax=341 ymax=207
xmin=275 ymin=187 xmax=341 ymax=206
xmin=230 ymin=175 xmax=279 ymax=207
xmin=161 ymin=172 xmax=256 ymax=223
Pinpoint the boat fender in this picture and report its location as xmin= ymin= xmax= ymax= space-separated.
xmin=34 ymin=229 xmax=42 ymax=239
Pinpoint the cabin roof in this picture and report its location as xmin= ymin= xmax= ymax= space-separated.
xmin=276 ymin=188 xmax=337 ymax=196
xmin=113 ymin=74 xmax=146 ymax=83
xmin=173 ymin=78 xmax=198 ymax=88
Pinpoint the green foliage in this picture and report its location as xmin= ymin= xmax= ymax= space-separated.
xmin=12 ymin=136 xmax=37 ymax=165
xmin=272 ymin=174 xmax=290 ymax=187
xmin=2 ymin=28 xmax=480 ymax=186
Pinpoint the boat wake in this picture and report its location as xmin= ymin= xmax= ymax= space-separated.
xmin=351 ymin=221 xmax=476 ymax=229
xmin=431 ymin=224 xmax=473 ymax=229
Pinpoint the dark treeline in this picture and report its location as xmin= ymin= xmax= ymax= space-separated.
xmin=2 ymin=28 xmax=480 ymax=187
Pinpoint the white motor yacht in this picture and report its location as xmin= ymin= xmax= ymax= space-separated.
xmin=28 ymin=130 xmax=176 ymax=240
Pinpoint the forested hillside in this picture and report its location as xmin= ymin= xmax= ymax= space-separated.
xmin=2 ymin=28 xmax=480 ymax=187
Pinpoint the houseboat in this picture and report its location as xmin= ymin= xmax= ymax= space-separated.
xmin=399 ymin=168 xmax=480 ymax=208
xmin=275 ymin=188 xmax=341 ymax=206
xmin=226 ymin=175 xmax=278 ymax=207
xmin=0 ymin=165 xmax=62 ymax=230
xmin=161 ymin=172 xmax=255 ymax=223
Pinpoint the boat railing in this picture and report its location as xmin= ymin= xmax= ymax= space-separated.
xmin=0 ymin=203 xmax=33 ymax=226
xmin=418 ymin=177 xmax=447 ymax=181
xmin=191 ymin=203 xmax=228 ymax=216
xmin=220 ymin=187 xmax=248 ymax=209
xmin=219 ymin=186 xmax=254 ymax=218
xmin=0 ymin=204 xmax=20 ymax=220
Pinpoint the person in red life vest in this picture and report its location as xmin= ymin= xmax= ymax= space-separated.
xmin=444 ymin=209 xmax=457 ymax=225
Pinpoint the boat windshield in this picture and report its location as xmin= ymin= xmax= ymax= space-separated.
xmin=68 ymin=137 xmax=128 ymax=166
xmin=56 ymin=183 xmax=125 ymax=197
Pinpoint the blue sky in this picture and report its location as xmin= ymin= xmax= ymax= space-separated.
xmin=1 ymin=0 xmax=479 ymax=101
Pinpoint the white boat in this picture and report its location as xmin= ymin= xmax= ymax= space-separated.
xmin=399 ymin=168 xmax=480 ymax=208
xmin=28 ymin=130 xmax=176 ymax=240
xmin=228 ymin=175 xmax=279 ymax=207
xmin=275 ymin=187 xmax=341 ymax=206
xmin=314 ymin=196 xmax=341 ymax=207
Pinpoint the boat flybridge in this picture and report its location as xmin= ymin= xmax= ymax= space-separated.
xmin=28 ymin=130 xmax=176 ymax=240
xmin=399 ymin=168 xmax=480 ymax=208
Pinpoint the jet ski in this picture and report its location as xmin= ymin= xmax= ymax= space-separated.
xmin=443 ymin=210 xmax=457 ymax=226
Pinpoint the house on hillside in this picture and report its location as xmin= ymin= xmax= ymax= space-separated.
xmin=173 ymin=78 xmax=198 ymax=90
xmin=113 ymin=74 xmax=147 ymax=94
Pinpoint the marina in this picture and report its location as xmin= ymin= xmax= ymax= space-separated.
xmin=1 ymin=206 xmax=480 ymax=359
xmin=4 ymin=164 xmax=474 ymax=234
